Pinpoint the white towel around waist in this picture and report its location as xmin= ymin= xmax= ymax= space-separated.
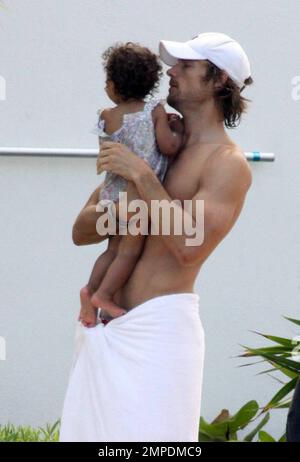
xmin=59 ymin=292 xmax=205 ymax=442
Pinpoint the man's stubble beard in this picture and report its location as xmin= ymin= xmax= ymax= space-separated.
xmin=167 ymin=88 xmax=210 ymax=112
xmin=166 ymin=94 xmax=179 ymax=111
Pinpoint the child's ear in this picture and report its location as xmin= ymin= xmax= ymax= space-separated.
xmin=108 ymin=80 xmax=121 ymax=101
xmin=106 ymin=79 xmax=113 ymax=91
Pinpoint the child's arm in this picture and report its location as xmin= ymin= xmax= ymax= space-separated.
xmin=99 ymin=108 xmax=110 ymax=124
xmin=152 ymin=104 xmax=183 ymax=156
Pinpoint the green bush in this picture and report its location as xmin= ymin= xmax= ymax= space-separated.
xmin=239 ymin=316 xmax=300 ymax=411
xmin=199 ymin=400 xmax=285 ymax=442
xmin=0 ymin=420 xmax=60 ymax=442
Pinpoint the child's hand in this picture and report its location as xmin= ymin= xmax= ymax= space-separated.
xmin=167 ymin=113 xmax=184 ymax=135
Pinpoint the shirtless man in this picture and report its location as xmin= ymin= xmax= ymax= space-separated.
xmin=74 ymin=32 xmax=253 ymax=319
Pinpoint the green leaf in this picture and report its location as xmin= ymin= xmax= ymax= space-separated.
xmin=255 ymin=367 xmax=278 ymax=376
xmin=50 ymin=420 xmax=60 ymax=435
xmin=251 ymin=352 xmax=300 ymax=373
xmin=198 ymin=431 xmax=214 ymax=442
xmin=271 ymin=402 xmax=291 ymax=409
xmin=263 ymin=376 xmax=298 ymax=411
xmin=237 ymin=358 xmax=267 ymax=367
xmin=265 ymin=397 xmax=291 ymax=410
xmin=273 ymin=365 xmax=299 ymax=380
xmin=244 ymin=412 xmax=270 ymax=442
xmin=278 ymin=432 xmax=287 ymax=442
xmin=242 ymin=346 xmax=293 ymax=359
xmin=283 ymin=316 xmax=300 ymax=327
xmin=258 ymin=430 xmax=276 ymax=442
xmin=246 ymin=346 xmax=291 ymax=355
xmin=228 ymin=401 xmax=259 ymax=433
xmin=263 ymin=334 xmax=296 ymax=347
xmin=248 ymin=332 xmax=294 ymax=347
xmin=199 ymin=417 xmax=228 ymax=441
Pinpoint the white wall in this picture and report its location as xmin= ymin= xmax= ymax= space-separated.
xmin=0 ymin=0 xmax=300 ymax=440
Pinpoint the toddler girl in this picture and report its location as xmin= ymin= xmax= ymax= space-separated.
xmin=78 ymin=42 xmax=184 ymax=327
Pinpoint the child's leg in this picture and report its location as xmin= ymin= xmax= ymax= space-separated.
xmin=79 ymin=235 xmax=122 ymax=327
xmin=91 ymin=233 xmax=145 ymax=312
xmin=91 ymin=181 xmax=147 ymax=313
xmin=88 ymin=235 xmax=121 ymax=293
xmin=115 ymin=181 xmax=149 ymax=230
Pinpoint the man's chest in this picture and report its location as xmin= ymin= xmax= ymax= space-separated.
xmin=163 ymin=149 xmax=207 ymax=201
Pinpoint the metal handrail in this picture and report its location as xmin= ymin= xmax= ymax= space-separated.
xmin=0 ymin=147 xmax=275 ymax=161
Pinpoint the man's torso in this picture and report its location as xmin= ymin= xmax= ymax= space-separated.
xmin=115 ymin=140 xmax=249 ymax=311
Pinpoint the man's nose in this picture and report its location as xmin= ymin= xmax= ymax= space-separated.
xmin=166 ymin=65 xmax=177 ymax=77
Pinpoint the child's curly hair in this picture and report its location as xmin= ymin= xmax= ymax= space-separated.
xmin=102 ymin=42 xmax=163 ymax=101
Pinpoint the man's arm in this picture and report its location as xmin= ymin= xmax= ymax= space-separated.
xmin=72 ymin=183 xmax=109 ymax=246
xmin=132 ymin=149 xmax=252 ymax=267
xmin=73 ymin=134 xmax=114 ymax=246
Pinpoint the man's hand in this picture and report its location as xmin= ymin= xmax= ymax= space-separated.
xmin=97 ymin=141 xmax=150 ymax=181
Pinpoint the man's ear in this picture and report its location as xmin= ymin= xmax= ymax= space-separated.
xmin=214 ymin=71 xmax=229 ymax=91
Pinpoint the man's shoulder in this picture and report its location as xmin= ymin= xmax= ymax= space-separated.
xmin=210 ymin=142 xmax=245 ymax=162
xmin=203 ymin=143 xmax=252 ymax=192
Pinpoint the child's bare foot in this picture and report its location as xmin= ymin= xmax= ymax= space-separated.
xmin=78 ymin=286 xmax=98 ymax=328
xmin=91 ymin=290 xmax=126 ymax=319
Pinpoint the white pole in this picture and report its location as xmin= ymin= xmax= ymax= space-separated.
xmin=0 ymin=147 xmax=275 ymax=161
xmin=245 ymin=152 xmax=275 ymax=161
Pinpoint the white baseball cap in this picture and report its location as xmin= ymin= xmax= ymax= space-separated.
xmin=159 ymin=32 xmax=251 ymax=89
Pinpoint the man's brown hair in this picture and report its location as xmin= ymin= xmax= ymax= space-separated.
xmin=203 ymin=60 xmax=253 ymax=129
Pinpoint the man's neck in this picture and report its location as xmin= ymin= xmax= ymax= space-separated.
xmin=179 ymin=100 xmax=233 ymax=148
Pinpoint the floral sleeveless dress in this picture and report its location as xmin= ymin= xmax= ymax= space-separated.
xmin=91 ymin=98 xmax=169 ymax=202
